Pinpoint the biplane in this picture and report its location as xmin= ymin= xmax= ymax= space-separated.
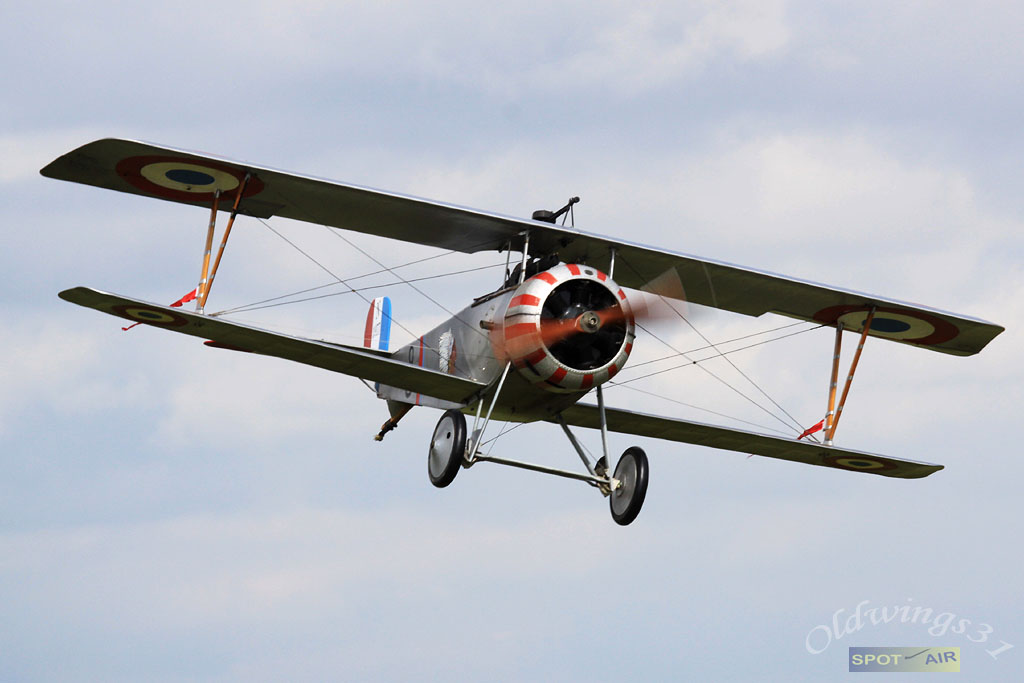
xmin=43 ymin=139 xmax=1004 ymax=525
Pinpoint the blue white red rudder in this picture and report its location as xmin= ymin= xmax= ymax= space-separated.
xmin=363 ymin=296 xmax=392 ymax=352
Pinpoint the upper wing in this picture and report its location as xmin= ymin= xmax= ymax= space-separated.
xmin=556 ymin=403 xmax=942 ymax=479
xmin=40 ymin=138 xmax=533 ymax=253
xmin=59 ymin=287 xmax=486 ymax=405
xmin=43 ymin=138 xmax=1003 ymax=356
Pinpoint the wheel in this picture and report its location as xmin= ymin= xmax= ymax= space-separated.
xmin=428 ymin=409 xmax=467 ymax=488
xmin=609 ymin=446 xmax=649 ymax=525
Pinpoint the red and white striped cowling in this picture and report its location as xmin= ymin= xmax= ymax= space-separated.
xmin=499 ymin=263 xmax=636 ymax=393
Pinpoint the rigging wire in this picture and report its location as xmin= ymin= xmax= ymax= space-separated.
xmin=325 ymin=228 xmax=496 ymax=345
xmin=211 ymin=247 xmax=465 ymax=316
xmin=676 ymin=312 xmax=814 ymax=437
xmin=221 ymin=207 xmax=824 ymax=442
xmin=623 ymin=319 xmax=812 ymax=370
xmin=476 ymin=323 xmax=823 ymax=447
xmin=215 ymin=261 xmax=506 ymax=315
xmin=618 ymin=253 xmax=820 ymax=440
xmin=631 ymin=320 xmax=821 ymax=440
xmin=250 ymin=184 xmax=532 ymax=354
xmin=242 ymin=218 xmax=428 ymax=346
xmin=603 ymin=382 xmax=794 ymax=437
xmin=612 ymin=322 xmax=826 ymax=386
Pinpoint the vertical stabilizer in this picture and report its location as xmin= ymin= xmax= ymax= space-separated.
xmin=363 ymin=296 xmax=392 ymax=352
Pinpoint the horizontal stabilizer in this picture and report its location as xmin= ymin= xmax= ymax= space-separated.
xmin=59 ymin=287 xmax=485 ymax=405
xmin=556 ymin=403 xmax=943 ymax=479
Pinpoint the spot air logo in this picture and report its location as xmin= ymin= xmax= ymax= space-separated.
xmin=849 ymin=647 xmax=960 ymax=672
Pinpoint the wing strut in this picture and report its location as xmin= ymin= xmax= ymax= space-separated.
xmin=824 ymin=307 xmax=876 ymax=444
xmin=197 ymin=190 xmax=220 ymax=306
xmin=196 ymin=173 xmax=250 ymax=312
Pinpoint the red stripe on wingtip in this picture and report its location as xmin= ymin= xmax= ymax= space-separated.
xmin=596 ymin=270 xmax=607 ymax=281
xmin=580 ymin=373 xmax=594 ymax=390
xmin=567 ymin=264 xmax=581 ymax=276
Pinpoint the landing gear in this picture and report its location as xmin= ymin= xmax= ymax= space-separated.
xmin=609 ymin=447 xmax=649 ymax=526
xmin=430 ymin=378 xmax=647 ymax=523
xmin=428 ymin=409 xmax=466 ymax=488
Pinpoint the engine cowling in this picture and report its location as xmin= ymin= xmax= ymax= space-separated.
xmin=500 ymin=263 xmax=635 ymax=393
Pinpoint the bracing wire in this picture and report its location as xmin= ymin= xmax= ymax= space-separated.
xmin=630 ymin=320 xmax=819 ymax=439
xmin=623 ymin=320 xmax=812 ymax=370
xmin=219 ymin=201 xmax=824 ymax=443
xmin=618 ymin=253 xmax=821 ymax=440
xmin=325 ymin=228 xmax=498 ymax=346
xmin=254 ymin=185 xmax=526 ymax=353
xmin=211 ymin=247 xmax=466 ymax=316
xmin=604 ymin=382 xmax=794 ymax=437
xmin=611 ymin=322 xmax=825 ymax=386
xmin=241 ymin=218 xmax=428 ymax=346
xmin=216 ymin=261 xmax=506 ymax=315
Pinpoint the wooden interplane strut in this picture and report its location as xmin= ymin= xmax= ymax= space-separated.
xmin=196 ymin=190 xmax=220 ymax=309
xmin=823 ymin=308 xmax=876 ymax=445
xmin=199 ymin=172 xmax=249 ymax=311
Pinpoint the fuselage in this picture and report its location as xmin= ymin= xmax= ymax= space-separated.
xmin=381 ymin=263 xmax=635 ymax=422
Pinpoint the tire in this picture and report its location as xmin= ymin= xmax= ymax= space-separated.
xmin=610 ymin=446 xmax=649 ymax=525
xmin=428 ymin=409 xmax=467 ymax=488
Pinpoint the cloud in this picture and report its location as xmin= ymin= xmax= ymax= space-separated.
xmin=0 ymin=318 xmax=151 ymax=437
xmin=6 ymin=2 xmax=1024 ymax=680
xmin=539 ymin=0 xmax=791 ymax=93
xmin=402 ymin=0 xmax=792 ymax=97
xmin=0 ymin=128 xmax=109 ymax=184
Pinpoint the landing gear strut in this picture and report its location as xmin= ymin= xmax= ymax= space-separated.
xmin=426 ymin=377 xmax=649 ymax=524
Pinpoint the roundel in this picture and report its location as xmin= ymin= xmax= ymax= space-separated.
xmin=822 ymin=454 xmax=897 ymax=472
xmin=115 ymin=155 xmax=264 ymax=203
xmin=813 ymin=305 xmax=959 ymax=347
xmin=111 ymin=304 xmax=189 ymax=328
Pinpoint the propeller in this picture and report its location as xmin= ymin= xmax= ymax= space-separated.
xmin=496 ymin=264 xmax=698 ymax=372
xmin=537 ymin=284 xmax=684 ymax=351
xmin=536 ymin=279 xmax=630 ymax=370
xmin=538 ymin=305 xmax=630 ymax=348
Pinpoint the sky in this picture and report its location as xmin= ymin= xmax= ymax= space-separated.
xmin=2 ymin=1 xmax=1022 ymax=680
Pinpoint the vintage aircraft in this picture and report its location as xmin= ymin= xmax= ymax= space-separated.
xmin=43 ymin=139 xmax=1004 ymax=525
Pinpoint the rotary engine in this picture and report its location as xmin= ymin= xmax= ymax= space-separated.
xmin=500 ymin=263 xmax=636 ymax=393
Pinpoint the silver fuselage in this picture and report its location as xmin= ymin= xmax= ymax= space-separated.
xmin=380 ymin=287 xmax=587 ymax=422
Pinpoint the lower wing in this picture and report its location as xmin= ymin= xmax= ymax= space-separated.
xmin=59 ymin=287 xmax=486 ymax=405
xmin=556 ymin=403 xmax=942 ymax=479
